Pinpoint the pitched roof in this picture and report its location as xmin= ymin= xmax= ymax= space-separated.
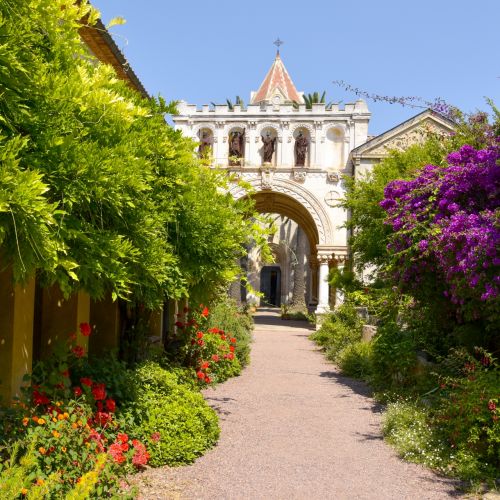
xmin=251 ymin=53 xmax=303 ymax=104
xmin=350 ymin=109 xmax=456 ymax=159
xmin=79 ymin=19 xmax=148 ymax=99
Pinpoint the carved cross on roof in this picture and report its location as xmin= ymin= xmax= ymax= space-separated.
xmin=273 ymin=37 xmax=284 ymax=54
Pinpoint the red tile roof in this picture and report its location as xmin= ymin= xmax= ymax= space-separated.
xmin=251 ymin=53 xmax=303 ymax=104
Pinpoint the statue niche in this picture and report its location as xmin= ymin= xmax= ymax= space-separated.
xmin=294 ymin=131 xmax=309 ymax=167
xmin=198 ymin=129 xmax=213 ymax=158
xmin=261 ymin=131 xmax=276 ymax=165
xmin=229 ymin=129 xmax=245 ymax=166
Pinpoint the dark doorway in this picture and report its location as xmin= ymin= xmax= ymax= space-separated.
xmin=260 ymin=266 xmax=281 ymax=307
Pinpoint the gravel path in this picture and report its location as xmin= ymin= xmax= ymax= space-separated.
xmin=136 ymin=308 xmax=462 ymax=500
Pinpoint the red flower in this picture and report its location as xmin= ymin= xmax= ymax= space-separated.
xmin=80 ymin=377 xmax=93 ymax=387
xmin=488 ymin=400 xmax=497 ymax=412
xmin=204 ymin=376 xmax=212 ymax=384
xmin=197 ymin=339 xmax=204 ymax=346
xmin=230 ymin=337 xmax=236 ymax=344
xmin=79 ymin=322 xmax=92 ymax=337
xmin=131 ymin=440 xmax=150 ymax=467
xmin=61 ymin=369 xmax=70 ymax=378
xmin=229 ymin=345 xmax=235 ymax=353
xmin=196 ymin=331 xmax=204 ymax=339
xmin=117 ymin=433 xmax=129 ymax=443
xmin=32 ymin=390 xmax=50 ymax=406
xmin=73 ymin=386 xmax=83 ymax=397
xmin=196 ymin=371 xmax=204 ymax=379
xmin=174 ymin=321 xmax=184 ymax=328
xmin=105 ymin=398 xmax=116 ymax=412
xmin=72 ymin=345 xmax=85 ymax=358
xmin=109 ymin=442 xmax=125 ymax=464
xmin=211 ymin=354 xmax=219 ymax=362
xmin=151 ymin=432 xmax=161 ymax=442
xmin=220 ymin=334 xmax=226 ymax=341
xmin=228 ymin=353 xmax=234 ymax=360
xmin=201 ymin=361 xmax=210 ymax=370
xmin=201 ymin=306 xmax=209 ymax=318
xmin=208 ymin=327 xmax=219 ymax=334
xmin=94 ymin=411 xmax=112 ymax=426
xmin=121 ymin=442 xmax=129 ymax=451
xmin=91 ymin=383 xmax=106 ymax=401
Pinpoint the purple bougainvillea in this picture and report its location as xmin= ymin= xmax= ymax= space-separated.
xmin=381 ymin=143 xmax=500 ymax=324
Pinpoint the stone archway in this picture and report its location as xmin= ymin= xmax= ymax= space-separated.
xmin=231 ymin=183 xmax=334 ymax=315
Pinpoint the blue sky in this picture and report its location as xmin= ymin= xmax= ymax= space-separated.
xmin=93 ymin=0 xmax=499 ymax=136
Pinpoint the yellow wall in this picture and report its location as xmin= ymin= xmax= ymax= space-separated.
xmin=0 ymin=267 xmax=35 ymax=404
xmin=89 ymin=295 xmax=121 ymax=356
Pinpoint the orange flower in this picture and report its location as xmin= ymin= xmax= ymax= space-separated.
xmin=37 ymin=418 xmax=45 ymax=425
xmin=39 ymin=447 xmax=46 ymax=455
xmin=71 ymin=422 xmax=78 ymax=429
xmin=22 ymin=417 xmax=29 ymax=426
xmin=63 ymin=412 xmax=69 ymax=419
xmin=61 ymin=446 xmax=67 ymax=453
xmin=20 ymin=488 xmax=28 ymax=496
xmin=36 ymin=478 xmax=44 ymax=486
xmin=32 ymin=416 xmax=38 ymax=423
xmin=52 ymin=430 xmax=60 ymax=438
xmin=58 ymin=414 xmax=64 ymax=421
xmin=52 ymin=417 xmax=57 ymax=423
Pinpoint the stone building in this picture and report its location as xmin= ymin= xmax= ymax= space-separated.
xmin=174 ymin=51 xmax=455 ymax=314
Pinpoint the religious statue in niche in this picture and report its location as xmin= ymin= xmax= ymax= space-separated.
xmin=229 ymin=130 xmax=245 ymax=166
xmin=198 ymin=131 xmax=213 ymax=158
xmin=261 ymin=131 xmax=276 ymax=164
xmin=294 ymin=131 xmax=309 ymax=166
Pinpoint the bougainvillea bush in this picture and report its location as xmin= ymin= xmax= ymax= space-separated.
xmin=381 ymin=142 xmax=500 ymax=347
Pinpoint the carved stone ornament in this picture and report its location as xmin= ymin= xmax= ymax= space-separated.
xmin=261 ymin=169 xmax=274 ymax=190
xmin=327 ymin=171 xmax=339 ymax=183
xmin=293 ymin=170 xmax=307 ymax=183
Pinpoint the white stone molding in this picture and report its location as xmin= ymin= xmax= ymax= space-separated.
xmin=326 ymin=171 xmax=340 ymax=183
xmin=293 ymin=170 xmax=307 ymax=183
xmin=256 ymin=122 xmax=282 ymax=139
xmin=289 ymin=122 xmax=315 ymax=137
xmin=231 ymin=177 xmax=334 ymax=245
xmin=193 ymin=123 xmax=217 ymax=137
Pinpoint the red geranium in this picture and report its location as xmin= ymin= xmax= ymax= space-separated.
xmin=32 ymin=390 xmax=50 ymax=406
xmin=211 ymin=354 xmax=219 ymax=362
xmin=80 ymin=377 xmax=93 ymax=387
xmin=201 ymin=306 xmax=209 ymax=318
xmin=117 ymin=433 xmax=129 ymax=443
xmin=73 ymin=386 xmax=83 ymax=397
xmin=105 ymin=398 xmax=116 ymax=412
xmin=79 ymin=322 xmax=92 ymax=337
xmin=91 ymin=383 xmax=106 ymax=401
xmin=174 ymin=321 xmax=184 ymax=328
xmin=109 ymin=442 xmax=126 ymax=464
xmin=196 ymin=371 xmax=204 ymax=379
xmin=71 ymin=345 xmax=85 ymax=358
xmin=196 ymin=331 xmax=204 ymax=339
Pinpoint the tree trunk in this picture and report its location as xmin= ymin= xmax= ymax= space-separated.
xmin=290 ymin=226 xmax=307 ymax=312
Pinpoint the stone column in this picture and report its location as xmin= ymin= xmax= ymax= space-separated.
xmin=315 ymin=253 xmax=331 ymax=315
xmin=335 ymin=257 xmax=346 ymax=307
xmin=309 ymin=255 xmax=318 ymax=306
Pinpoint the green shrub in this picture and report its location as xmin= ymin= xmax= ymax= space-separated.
xmin=310 ymin=303 xmax=363 ymax=363
xmin=122 ymin=362 xmax=220 ymax=466
xmin=370 ymin=321 xmax=418 ymax=390
xmin=433 ymin=348 xmax=500 ymax=481
xmin=207 ymin=298 xmax=253 ymax=367
xmin=382 ymin=400 xmax=447 ymax=472
xmin=337 ymin=341 xmax=373 ymax=379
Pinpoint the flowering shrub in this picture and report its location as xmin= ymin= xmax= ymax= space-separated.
xmin=433 ymin=347 xmax=500 ymax=479
xmin=173 ymin=306 xmax=241 ymax=385
xmin=0 ymin=323 xmax=150 ymax=496
xmin=381 ymin=143 xmax=500 ymax=336
xmin=206 ymin=298 xmax=253 ymax=367
xmin=121 ymin=361 xmax=220 ymax=466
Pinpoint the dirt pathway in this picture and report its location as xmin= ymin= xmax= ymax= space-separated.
xmin=137 ymin=309 xmax=461 ymax=500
